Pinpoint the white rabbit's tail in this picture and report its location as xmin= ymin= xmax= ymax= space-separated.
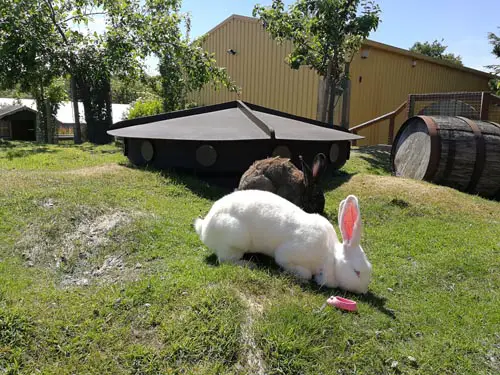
xmin=194 ymin=217 xmax=204 ymax=238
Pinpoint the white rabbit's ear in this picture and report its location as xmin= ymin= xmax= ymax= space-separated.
xmin=339 ymin=195 xmax=362 ymax=246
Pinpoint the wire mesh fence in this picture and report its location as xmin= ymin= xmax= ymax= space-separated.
xmin=488 ymin=96 xmax=500 ymax=124
xmin=408 ymin=92 xmax=483 ymax=120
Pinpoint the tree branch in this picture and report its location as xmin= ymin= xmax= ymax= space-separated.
xmin=63 ymin=12 xmax=106 ymax=24
xmin=43 ymin=0 xmax=69 ymax=45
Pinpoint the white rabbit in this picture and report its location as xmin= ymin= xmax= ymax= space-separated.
xmin=194 ymin=190 xmax=372 ymax=294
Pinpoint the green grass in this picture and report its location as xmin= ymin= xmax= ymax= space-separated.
xmin=0 ymin=141 xmax=499 ymax=374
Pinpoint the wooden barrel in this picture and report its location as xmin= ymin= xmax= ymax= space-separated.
xmin=391 ymin=116 xmax=500 ymax=198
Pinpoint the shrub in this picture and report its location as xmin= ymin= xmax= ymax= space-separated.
xmin=125 ymin=98 xmax=164 ymax=120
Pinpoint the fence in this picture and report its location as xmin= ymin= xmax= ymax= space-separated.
xmin=350 ymin=92 xmax=500 ymax=145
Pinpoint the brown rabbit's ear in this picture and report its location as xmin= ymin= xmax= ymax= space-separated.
xmin=312 ymin=153 xmax=327 ymax=182
xmin=299 ymin=155 xmax=313 ymax=187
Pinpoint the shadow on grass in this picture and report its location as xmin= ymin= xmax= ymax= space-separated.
xmin=58 ymin=142 xmax=122 ymax=154
xmin=120 ymin=161 xmax=234 ymax=201
xmin=355 ymin=145 xmax=393 ymax=175
xmin=205 ymin=252 xmax=396 ymax=319
xmin=165 ymin=172 xmax=236 ymax=201
xmin=323 ymin=169 xmax=354 ymax=192
xmin=0 ymin=139 xmax=16 ymax=149
xmin=4 ymin=147 xmax=58 ymax=160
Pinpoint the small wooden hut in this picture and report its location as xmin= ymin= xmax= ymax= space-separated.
xmin=0 ymin=105 xmax=37 ymax=141
xmin=108 ymin=101 xmax=362 ymax=182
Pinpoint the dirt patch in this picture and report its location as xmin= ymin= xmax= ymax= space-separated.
xmin=235 ymin=291 xmax=267 ymax=375
xmin=64 ymin=211 xmax=132 ymax=250
xmin=18 ymin=209 xmax=146 ymax=287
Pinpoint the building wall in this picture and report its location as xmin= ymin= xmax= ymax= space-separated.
xmin=190 ymin=15 xmax=492 ymax=145
xmin=189 ymin=16 xmax=324 ymax=121
xmin=349 ymin=42 xmax=491 ymax=145
xmin=8 ymin=110 xmax=37 ymax=141
xmin=0 ymin=119 xmax=10 ymax=138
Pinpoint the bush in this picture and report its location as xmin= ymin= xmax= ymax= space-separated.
xmin=125 ymin=98 xmax=164 ymax=120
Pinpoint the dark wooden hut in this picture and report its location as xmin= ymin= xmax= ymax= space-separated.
xmin=0 ymin=105 xmax=37 ymax=141
xmin=108 ymin=101 xmax=362 ymax=182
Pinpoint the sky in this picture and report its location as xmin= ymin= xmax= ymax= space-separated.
xmin=82 ymin=0 xmax=499 ymax=74
xmin=176 ymin=0 xmax=499 ymax=73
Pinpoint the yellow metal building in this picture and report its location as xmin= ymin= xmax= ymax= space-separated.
xmin=189 ymin=15 xmax=492 ymax=145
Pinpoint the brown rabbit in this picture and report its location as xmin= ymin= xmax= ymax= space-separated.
xmin=238 ymin=153 xmax=327 ymax=214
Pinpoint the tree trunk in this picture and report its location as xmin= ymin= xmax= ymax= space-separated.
xmin=318 ymin=77 xmax=329 ymax=123
xmin=71 ymin=76 xmax=82 ymax=144
xmin=326 ymin=81 xmax=335 ymax=125
xmin=44 ymin=99 xmax=53 ymax=144
xmin=341 ymin=62 xmax=351 ymax=129
xmin=318 ymin=61 xmax=336 ymax=126
xmin=36 ymin=83 xmax=47 ymax=143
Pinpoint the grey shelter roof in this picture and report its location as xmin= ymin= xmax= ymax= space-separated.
xmin=108 ymin=101 xmax=363 ymax=142
xmin=0 ymin=105 xmax=37 ymax=120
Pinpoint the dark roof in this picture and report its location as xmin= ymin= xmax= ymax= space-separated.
xmin=108 ymin=100 xmax=363 ymax=142
xmin=0 ymin=105 xmax=37 ymax=120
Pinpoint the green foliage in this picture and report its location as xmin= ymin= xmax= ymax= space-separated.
xmin=132 ymin=4 xmax=239 ymax=112
xmin=0 ymin=0 xmax=72 ymax=142
xmin=0 ymin=1 xmax=237 ymax=142
xmin=126 ymin=98 xmax=164 ymax=120
xmin=158 ymin=38 xmax=238 ymax=112
xmin=253 ymin=0 xmax=381 ymax=123
xmin=111 ymin=77 xmax=159 ymax=104
xmin=125 ymin=98 xmax=199 ymax=120
xmin=487 ymin=29 xmax=500 ymax=94
xmin=0 ymin=85 xmax=32 ymax=99
xmin=409 ymin=39 xmax=463 ymax=65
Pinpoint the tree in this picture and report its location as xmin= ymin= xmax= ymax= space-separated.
xmin=111 ymin=76 xmax=159 ymax=104
xmin=409 ymin=40 xmax=463 ymax=65
xmin=75 ymin=0 xmax=237 ymax=140
xmin=125 ymin=1 xmax=238 ymax=113
xmin=253 ymin=0 xmax=381 ymax=125
xmin=486 ymin=29 xmax=500 ymax=94
xmin=1 ymin=1 xmax=237 ymax=144
xmin=0 ymin=0 xmax=68 ymax=143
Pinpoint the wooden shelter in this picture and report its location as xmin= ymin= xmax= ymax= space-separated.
xmin=108 ymin=100 xmax=361 ymax=182
xmin=0 ymin=105 xmax=37 ymax=141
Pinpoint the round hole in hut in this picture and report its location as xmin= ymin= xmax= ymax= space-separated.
xmin=196 ymin=144 xmax=217 ymax=167
xmin=140 ymin=140 xmax=154 ymax=163
xmin=329 ymin=143 xmax=339 ymax=163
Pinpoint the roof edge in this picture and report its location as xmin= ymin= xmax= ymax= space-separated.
xmin=363 ymin=40 xmax=494 ymax=79
xmin=205 ymin=14 xmax=493 ymax=79
xmin=0 ymin=105 xmax=38 ymax=119
xmin=205 ymin=14 xmax=258 ymax=35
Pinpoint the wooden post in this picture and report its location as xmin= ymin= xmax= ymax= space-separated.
xmin=407 ymin=94 xmax=415 ymax=118
xmin=352 ymin=130 xmax=358 ymax=147
xmin=388 ymin=115 xmax=395 ymax=145
xmin=480 ymin=92 xmax=490 ymax=121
